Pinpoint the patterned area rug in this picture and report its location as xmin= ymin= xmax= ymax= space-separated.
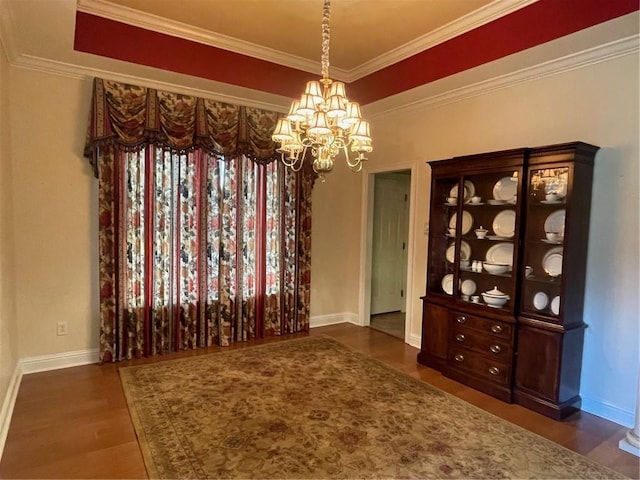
xmin=120 ymin=336 xmax=624 ymax=479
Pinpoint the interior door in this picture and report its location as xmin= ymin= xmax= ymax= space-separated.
xmin=371 ymin=172 xmax=410 ymax=315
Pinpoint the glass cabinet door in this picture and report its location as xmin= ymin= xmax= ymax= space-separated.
xmin=454 ymin=170 xmax=522 ymax=311
xmin=426 ymin=176 xmax=461 ymax=297
xmin=520 ymin=166 xmax=569 ymax=320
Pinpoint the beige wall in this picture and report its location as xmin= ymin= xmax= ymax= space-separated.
xmin=0 ymin=40 xmax=18 ymax=412
xmin=9 ymin=69 xmax=97 ymax=358
xmin=310 ymin=160 xmax=362 ymax=317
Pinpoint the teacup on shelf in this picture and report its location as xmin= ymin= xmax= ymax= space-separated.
xmin=470 ymin=195 xmax=482 ymax=204
xmin=545 ymin=232 xmax=559 ymax=242
xmin=446 ymin=196 xmax=457 ymax=205
xmin=448 ymin=228 xmax=456 ymax=236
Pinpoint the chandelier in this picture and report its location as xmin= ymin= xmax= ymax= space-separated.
xmin=271 ymin=0 xmax=372 ymax=181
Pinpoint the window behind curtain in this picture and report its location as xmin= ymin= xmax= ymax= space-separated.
xmin=107 ymin=146 xmax=307 ymax=360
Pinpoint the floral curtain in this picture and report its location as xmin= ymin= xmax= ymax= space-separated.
xmin=86 ymin=78 xmax=314 ymax=362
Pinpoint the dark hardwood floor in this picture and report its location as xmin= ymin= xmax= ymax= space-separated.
xmin=0 ymin=323 xmax=638 ymax=479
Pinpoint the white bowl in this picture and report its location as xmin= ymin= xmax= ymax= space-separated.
xmin=482 ymin=262 xmax=509 ymax=275
xmin=481 ymin=294 xmax=509 ymax=308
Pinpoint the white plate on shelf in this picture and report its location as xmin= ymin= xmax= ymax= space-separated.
xmin=543 ymin=246 xmax=563 ymax=277
xmin=449 ymin=181 xmax=475 ymax=203
xmin=551 ymin=296 xmax=561 ymax=315
xmin=544 ymin=209 xmax=566 ymax=238
xmin=541 ymin=239 xmax=563 ymax=244
xmin=541 ymin=200 xmax=563 ymax=205
xmin=449 ymin=211 xmax=473 ymax=235
xmin=492 ymin=177 xmax=518 ymax=201
xmin=533 ymin=291 xmax=549 ymax=310
xmin=485 ymin=242 xmax=514 ymax=266
xmin=461 ymin=279 xmax=477 ymax=296
xmin=486 ymin=235 xmax=511 ymax=241
xmin=487 ymin=199 xmax=505 ymax=205
xmin=492 ymin=209 xmax=516 ymax=238
xmin=445 ymin=241 xmax=471 ymax=263
xmin=441 ymin=274 xmax=454 ymax=295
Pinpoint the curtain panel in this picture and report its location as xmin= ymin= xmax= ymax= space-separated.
xmin=85 ymin=78 xmax=314 ymax=362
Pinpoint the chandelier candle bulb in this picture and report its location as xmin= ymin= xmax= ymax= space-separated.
xmin=271 ymin=0 xmax=372 ymax=181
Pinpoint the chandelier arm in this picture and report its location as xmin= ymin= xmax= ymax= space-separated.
xmin=346 ymin=154 xmax=362 ymax=169
xmin=281 ymin=152 xmax=302 ymax=170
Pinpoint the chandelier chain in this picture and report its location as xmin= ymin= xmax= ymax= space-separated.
xmin=321 ymin=0 xmax=331 ymax=80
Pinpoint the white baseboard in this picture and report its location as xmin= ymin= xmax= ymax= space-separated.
xmin=310 ymin=312 xmax=360 ymax=328
xmin=19 ymin=348 xmax=100 ymax=374
xmin=407 ymin=333 xmax=421 ymax=349
xmin=582 ymin=397 xmax=635 ymax=428
xmin=0 ymin=363 xmax=22 ymax=461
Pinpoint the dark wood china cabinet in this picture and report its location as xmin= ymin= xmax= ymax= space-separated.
xmin=418 ymin=142 xmax=599 ymax=419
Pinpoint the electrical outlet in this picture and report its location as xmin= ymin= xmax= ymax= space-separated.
xmin=56 ymin=321 xmax=68 ymax=336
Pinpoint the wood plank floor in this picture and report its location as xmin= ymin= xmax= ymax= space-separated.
xmin=0 ymin=323 xmax=638 ymax=479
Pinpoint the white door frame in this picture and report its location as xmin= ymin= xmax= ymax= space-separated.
xmin=358 ymin=161 xmax=417 ymax=343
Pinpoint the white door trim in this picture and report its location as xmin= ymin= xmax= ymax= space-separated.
xmin=358 ymin=161 xmax=417 ymax=343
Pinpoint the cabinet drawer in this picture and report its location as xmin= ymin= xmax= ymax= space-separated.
xmin=450 ymin=325 xmax=512 ymax=358
xmin=447 ymin=348 xmax=511 ymax=385
xmin=450 ymin=312 xmax=512 ymax=340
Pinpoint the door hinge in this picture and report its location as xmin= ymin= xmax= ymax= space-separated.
xmin=402 ymin=242 xmax=406 ymax=250
xmin=401 ymin=289 xmax=404 ymax=297
xmin=404 ymin=194 xmax=408 ymax=202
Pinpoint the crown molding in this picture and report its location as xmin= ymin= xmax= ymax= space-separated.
xmin=366 ymin=34 xmax=640 ymax=119
xmin=76 ymin=0 xmax=351 ymax=81
xmin=11 ymin=53 xmax=290 ymax=112
xmin=76 ymin=0 xmax=533 ymax=83
xmin=349 ymin=0 xmax=538 ymax=81
xmin=6 ymin=26 xmax=637 ymax=121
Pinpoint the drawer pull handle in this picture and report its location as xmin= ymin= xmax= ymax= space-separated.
xmin=457 ymin=316 xmax=467 ymax=324
xmin=455 ymin=334 xmax=466 ymax=342
xmin=491 ymin=325 xmax=503 ymax=334
xmin=454 ymin=354 xmax=465 ymax=362
xmin=490 ymin=345 xmax=501 ymax=354
xmin=489 ymin=367 xmax=500 ymax=376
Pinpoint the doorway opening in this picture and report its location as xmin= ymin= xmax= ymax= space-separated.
xmin=369 ymin=170 xmax=411 ymax=339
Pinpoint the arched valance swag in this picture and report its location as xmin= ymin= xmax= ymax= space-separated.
xmin=84 ymin=78 xmax=282 ymax=176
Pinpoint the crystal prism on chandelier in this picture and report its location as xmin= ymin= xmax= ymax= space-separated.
xmin=271 ymin=0 xmax=372 ymax=181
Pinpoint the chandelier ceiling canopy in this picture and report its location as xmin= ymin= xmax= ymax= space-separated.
xmin=271 ymin=0 xmax=372 ymax=181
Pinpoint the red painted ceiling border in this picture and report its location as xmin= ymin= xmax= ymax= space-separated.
xmin=351 ymin=0 xmax=639 ymax=104
xmin=74 ymin=12 xmax=318 ymax=99
xmin=74 ymin=0 xmax=638 ymax=105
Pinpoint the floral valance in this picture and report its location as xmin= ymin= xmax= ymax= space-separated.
xmin=84 ymin=78 xmax=281 ymax=177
